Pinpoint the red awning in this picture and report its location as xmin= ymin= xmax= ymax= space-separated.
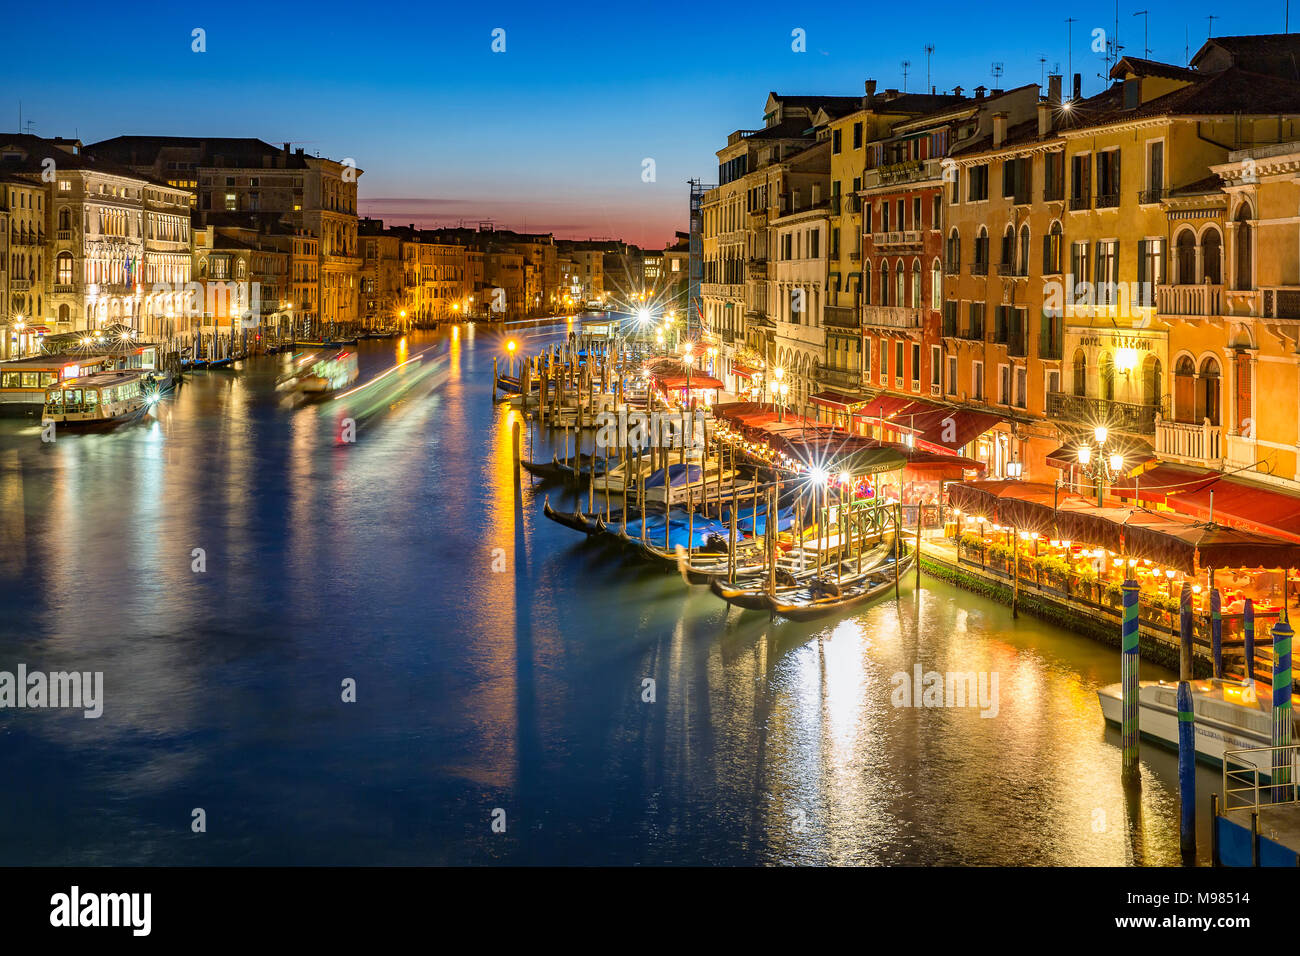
xmin=908 ymin=407 xmax=1000 ymax=453
xmin=1165 ymin=474 xmax=1300 ymax=543
xmin=809 ymin=390 xmax=865 ymax=410
xmin=655 ymin=373 xmax=723 ymax=390
xmin=731 ymin=363 xmax=761 ymax=379
xmin=854 ymin=394 xmax=915 ymax=420
xmin=1112 ymin=463 xmax=1219 ymax=506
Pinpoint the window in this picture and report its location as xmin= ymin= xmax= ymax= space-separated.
xmin=1047 ymin=369 xmax=1060 ymax=396
xmin=895 ymin=261 xmax=905 ymax=306
xmin=1235 ymin=204 xmax=1253 ymax=291
xmin=881 ymin=202 xmax=890 ymax=232
xmin=931 ymin=259 xmax=941 ymax=304
xmin=968 ymin=164 xmax=989 ymax=201
xmin=1203 ymin=229 xmax=1223 ymax=284
xmin=1071 ymin=240 xmax=1090 ymax=290
xmin=853 ymin=122 xmax=863 ymax=149
xmin=945 ymin=229 xmax=961 ymax=274
xmin=895 ymin=341 xmax=905 ymax=385
xmin=973 ymin=227 xmax=989 ymax=273
xmin=912 ymin=343 xmax=921 ymax=387
xmin=946 ymin=355 xmax=957 ymax=394
xmin=999 ymin=364 xmax=1012 ymax=404
xmin=832 ymin=129 xmax=842 ymax=154
xmin=1015 ymin=366 xmax=1027 ymax=408
xmin=224 ymin=192 xmax=237 ymax=211
xmin=911 ymin=260 xmax=921 ymax=308
xmin=1096 ymin=150 xmax=1121 ymax=207
xmin=1070 ymin=153 xmax=1091 ymax=207
xmin=932 ymin=194 xmax=941 ymax=230
xmin=1137 ymin=238 xmax=1165 ymax=304
xmin=1002 ymin=156 xmax=1030 ymax=203
xmin=912 ymin=197 xmax=922 ymax=229
xmin=973 ymin=361 xmax=985 ymax=400
xmin=56 ymin=253 xmax=72 ymax=285
xmin=1043 ymin=221 xmax=1063 ymax=275
xmin=1145 ymin=142 xmax=1164 ymax=201
xmin=967 ymin=301 xmax=985 ymax=339
xmin=1044 ymin=152 xmax=1064 ymax=201
xmin=864 ymin=337 xmax=872 ymax=374
xmin=880 ymin=339 xmax=889 ymax=382
xmin=930 ymin=345 xmax=941 ymax=387
xmin=1073 ymin=349 xmax=1087 ymax=396
xmin=1094 ymin=240 xmax=1118 ymax=303
xmin=879 ymin=261 xmax=889 ymax=305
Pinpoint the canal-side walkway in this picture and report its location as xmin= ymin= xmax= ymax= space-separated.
xmin=919 ymin=533 xmax=1289 ymax=685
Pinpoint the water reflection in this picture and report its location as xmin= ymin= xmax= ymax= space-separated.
xmin=0 ymin=324 xmax=1216 ymax=865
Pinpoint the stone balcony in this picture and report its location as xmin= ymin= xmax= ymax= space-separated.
xmin=1157 ymin=283 xmax=1223 ymax=317
xmin=823 ymin=305 xmax=860 ymax=329
xmin=819 ymin=366 xmax=861 ymax=389
xmin=862 ymin=157 xmax=944 ymax=189
xmin=1046 ymin=391 xmax=1160 ymax=435
xmin=871 ymin=230 xmax=923 ymax=250
xmin=1155 ymin=417 xmax=1222 ymax=466
xmin=862 ymin=304 xmax=922 ymax=329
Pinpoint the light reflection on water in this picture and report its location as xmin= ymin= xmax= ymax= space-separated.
xmin=0 ymin=323 xmax=1215 ymax=865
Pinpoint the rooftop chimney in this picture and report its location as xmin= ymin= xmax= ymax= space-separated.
xmin=974 ymin=85 xmax=987 ymax=101
xmin=1048 ymin=74 xmax=1062 ymax=107
xmin=1072 ymin=72 xmax=1082 ymax=101
xmin=993 ymin=112 xmax=1008 ymax=147
xmin=952 ymin=85 xmax=964 ymax=97
xmin=865 ymin=79 xmax=877 ymax=104
xmin=283 ymin=142 xmax=290 ymax=153
xmin=1037 ymin=100 xmax=1051 ymax=137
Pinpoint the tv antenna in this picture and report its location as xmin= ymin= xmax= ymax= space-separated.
xmin=1206 ymin=14 xmax=1218 ymax=37
xmin=901 ymin=60 xmax=911 ymax=91
xmin=1133 ymin=10 xmax=1151 ymax=58
xmin=991 ymin=62 xmax=1004 ymax=88
xmin=1066 ymin=17 xmax=1078 ymax=93
xmin=924 ymin=45 xmax=935 ymax=92
xmin=1039 ymin=55 xmax=1048 ymax=88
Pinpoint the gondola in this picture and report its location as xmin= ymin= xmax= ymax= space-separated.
xmin=542 ymin=496 xmax=606 ymax=536
xmin=707 ymin=536 xmax=896 ymax=611
xmin=767 ymin=547 xmax=914 ymax=621
xmin=520 ymin=454 xmax=569 ymax=482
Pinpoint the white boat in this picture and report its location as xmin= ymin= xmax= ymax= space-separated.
xmin=41 ymin=369 xmax=154 ymax=430
xmin=277 ymin=349 xmax=359 ymax=400
xmin=1097 ymin=678 xmax=1293 ymax=775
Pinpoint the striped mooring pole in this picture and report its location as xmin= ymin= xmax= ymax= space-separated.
xmin=1244 ymin=598 xmax=1256 ymax=682
xmin=1178 ymin=582 xmax=1196 ymax=856
xmin=1211 ymin=588 xmax=1223 ymax=679
xmin=1121 ymin=577 xmax=1140 ymax=781
xmin=1271 ymin=617 xmax=1294 ymax=804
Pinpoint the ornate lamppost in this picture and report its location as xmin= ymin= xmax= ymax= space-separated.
xmin=1076 ymin=424 xmax=1124 ymax=507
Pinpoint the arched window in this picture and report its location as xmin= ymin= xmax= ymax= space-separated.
xmin=1235 ymin=204 xmax=1253 ymax=291
xmin=1099 ymin=351 xmax=1115 ymax=401
xmin=879 ymin=261 xmax=889 ymax=306
xmin=1018 ymin=224 xmax=1030 ymax=275
xmin=862 ymin=268 xmax=871 ymax=306
xmin=895 ymin=261 xmax=904 ymax=306
xmin=1001 ymin=225 xmax=1015 ymax=266
xmin=1142 ymin=354 xmax=1163 ymax=408
xmin=1043 ymin=221 xmax=1063 ymax=275
xmin=58 ymin=208 xmax=71 ymax=231
xmin=1202 ymin=229 xmax=1222 ymax=285
xmin=931 ymin=258 xmax=942 ymax=306
xmin=946 ymin=229 xmax=961 ymax=271
xmin=58 ymin=304 xmax=70 ymax=325
xmin=1198 ymin=356 xmax=1221 ymax=425
xmin=975 ymin=226 xmax=989 ymax=270
xmin=1072 ymin=348 xmax=1087 ymax=396
xmin=1175 ymin=229 xmax=1197 ymax=284
xmin=1173 ymin=356 xmax=1197 ymax=423
xmin=55 ymin=252 xmax=72 ymax=286
xmin=911 ymin=259 xmax=921 ymax=308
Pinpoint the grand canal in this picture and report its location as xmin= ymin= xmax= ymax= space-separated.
xmin=0 ymin=322 xmax=1219 ymax=865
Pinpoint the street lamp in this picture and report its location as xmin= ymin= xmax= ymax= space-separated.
xmin=683 ymin=350 xmax=694 ymax=401
xmin=1076 ymin=424 xmax=1124 ymax=506
xmin=13 ymin=317 xmax=25 ymax=358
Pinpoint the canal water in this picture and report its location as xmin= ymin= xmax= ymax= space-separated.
xmin=0 ymin=323 xmax=1219 ymax=865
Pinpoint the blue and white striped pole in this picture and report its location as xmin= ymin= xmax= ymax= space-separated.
xmin=1121 ymin=577 xmax=1140 ymax=781
xmin=1244 ymin=598 xmax=1256 ymax=683
xmin=1178 ymin=582 xmax=1195 ymax=856
xmin=1271 ymin=618 xmax=1293 ymax=804
xmin=1211 ymin=587 xmax=1223 ymax=679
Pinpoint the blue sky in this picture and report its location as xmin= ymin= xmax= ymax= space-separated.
xmin=6 ymin=1 xmax=1294 ymax=247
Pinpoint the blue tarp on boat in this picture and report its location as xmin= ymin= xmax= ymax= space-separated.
xmin=643 ymin=464 xmax=703 ymax=489
xmin=740 ymin=507 xmax=795 ymax=536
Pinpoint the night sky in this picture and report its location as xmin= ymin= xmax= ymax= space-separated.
xmin=7 ymin=1 xmax=1292 ymax=247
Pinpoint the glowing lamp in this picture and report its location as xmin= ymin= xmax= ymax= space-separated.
xmin=1077 ymin=444 xmax=1091 ymax=465
xmin=1094 ymin=425 xmax=1108 ymax=445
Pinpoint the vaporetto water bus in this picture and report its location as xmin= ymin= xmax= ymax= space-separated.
xmin=41 ymin=369 xmax=157 ymax=430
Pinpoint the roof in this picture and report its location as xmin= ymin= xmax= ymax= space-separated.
xmin=1110 ymin=56 xmax=1200 ymax=81
xmin=85 ymin=136 xmax=312 ymax=170
xmin=1192 ymin=34 xmax=1300 ymax=79
xmin=0 ymin=133 xmax=176 ymax=188
xmin=744 ymin=118 xmax=816 ymax=140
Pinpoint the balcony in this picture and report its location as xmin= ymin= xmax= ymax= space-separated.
xmin=849 ymin=249 xmax=861 ymax=261
xmin=873 ymin=230 xmax=923 ymax=249
xmin=1157 ymin=283 xmax=1223 ymax=317
xmin=53 ymin=283 xmax=75 ymax=293
xmin=823 ymin=305 xmax=860 ymax=329
xmin=1261 ymin=286 xmax=1300 ymax=320
xmin=996 ymin=262 xmax=1028 ymax=277
xmin=1139 ymin=187 xmax=1164 ymax=205
xmin=746 ymin=258 xmax=767 ymax=280
xmin=820 ymin=366 xmax=861 ymax=389
xmin=56 ymin=229 xmax=73 ymax=241
xmin=1043 ymin=183 xmax=1064 ymax=202
xmin=11 ymin=279 xmax=30 ymax=291
xmin=862 ymin=305 xmax=922 ymax=329
xmin=1046 ymin=391 xmax=1160 ymax=435
xmin=960 ymin=322 xmax=985 ymax=341
xmin=862 ymin=157 xmax=944 ymax=189
xmin=1069 ymin=192 xmax=1091 ymax=211
xmin=1156 ymin=417 xmax=1222 ymax=465
xmin=971 ymin=261 xmax=989 ymax=276
xmin=1095 ymin=192 xmax=1119 ymax=209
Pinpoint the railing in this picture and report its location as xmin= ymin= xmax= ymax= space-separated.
xmin=1046 ymin=391 xmax=1160 ymax=434
xmin=10 ymin=279 xmax=30 ymax=291
xmin=849 ymin=249 xmax=861 ymax=261
xmin=996 ymin=262 xmax=1028 ymax=277
xmin=1139 ymin=187 xmax=1164 ymax=205
xmin=746 ymin=259 xmax=767 ymax=280
xmin=873 ymin=230 xmax=923 ymax=248
xmin=1156 ymin=416 xmax=1222 ymax=464
xmin=1043 ymin=182 xmax=1064 ymax=202
xmin=944 ymin=259 xmax=960 ymax=275
xmin=960 ymin=322 xmax=984 ymax=340
xmin=1157 ymin=283 xmax=1223 ymax=317
xmin=1038 ymin=339 xmax=1063 ymax=360
xmin=862 ymin=305 xmax=922 ymax=329
xmin=53 ymin=283 xmax=75 ymax=293
xmin=56 ymin=229 xmax=73 ymax=241
xmin=1096 ymin=192 xmax=1120 ymax=209
xmin=822 ymin=305 xmax=860 ymax=329
xmin=862 ymin=157 xmax=944 ymax=188
xmin=1223 ymin=744 xmax=1300 ymax=811
xmin=942 ymin=318 xmax=958 ymax=337
xmin=819 ymin=366 xmax=861 ymax=388
xmin=1069 ymin=192 xmax=1091 ymax=211
xmin=1262 ymin=286 xmax=1300 ymax=320
xmin=971 ymin=261 xmax=989 ymax=276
